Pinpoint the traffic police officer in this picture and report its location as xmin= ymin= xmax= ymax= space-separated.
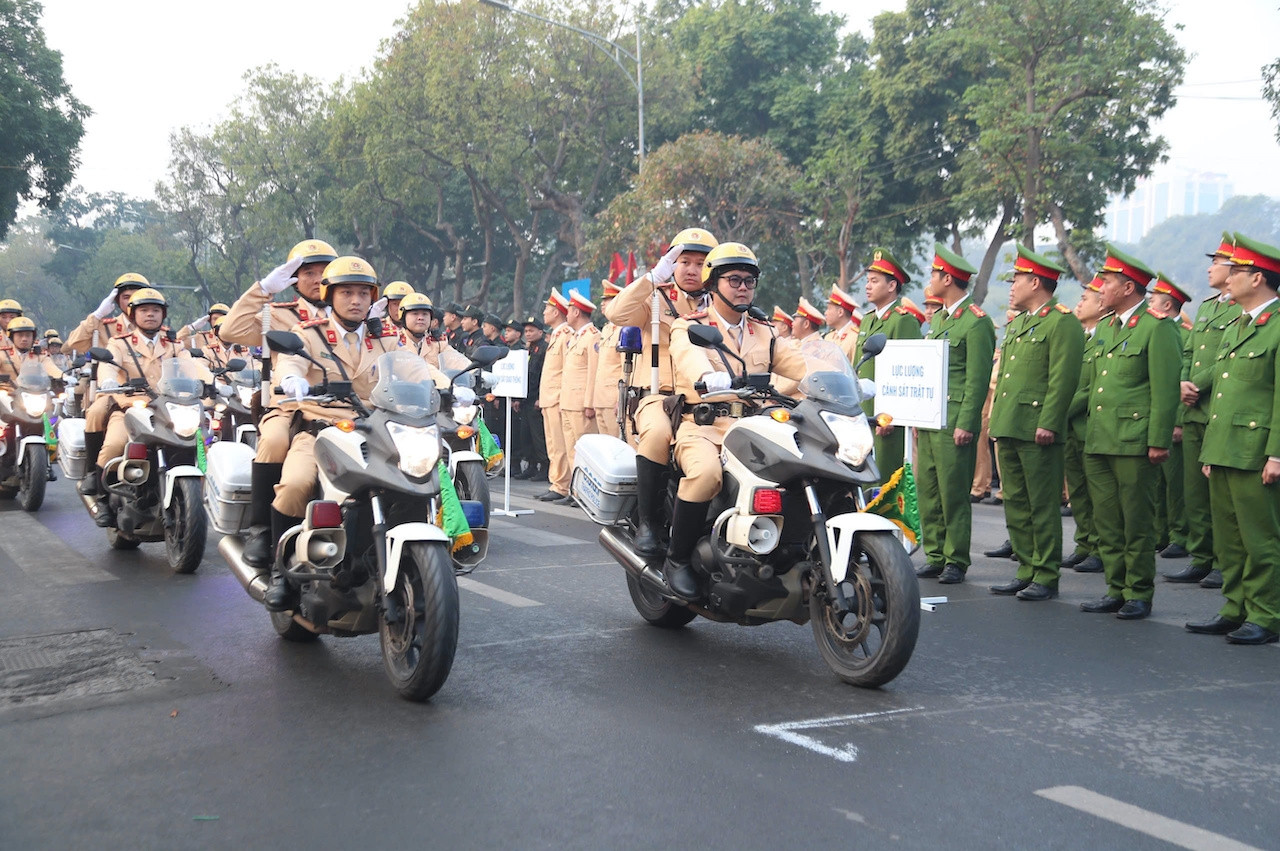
xmin=987 ymin=246 xmax=1084 ymax=601
xmin=558 ymin=290 xmax=601 ymax=505
xmin=0 ymin=299 xmax=24 ymax=348
xmin=66 ymin=273 xmax=146 ymax=355
xmin=824 ymin=284 xmax=861 ymax=363
xmin=536 ymin=290 xmax=573 ymax=502
xmin=593 ymin=281 xmax=625 ymax=438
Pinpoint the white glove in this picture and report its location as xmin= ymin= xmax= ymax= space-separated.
xmin=93 ymin=288 xmax=119 ymax=320
xmin=701 ymin=371 xmax=731 ymax=393
xmin=480 ymin=370 xmax=496 ymax=388
xmin=280 ymin=374 xmax=309 ymax=402
xmin=650 ymin=244 xmax=682 ymax=283
xmin=258 ymin=256 xmax=305 ymax=295
xmin=216 ymin=383 xmax=233 ymax=398
xmin=191 ymin=316 xmax=211 ymax=333
xmin=453 ymin=386 xmax=477 ymax=406
xmin=858 ymin=378 xmax=877 ymax=400
xmin=98 ymin=378 xmax=119 ymax=391
xmin=368 ymin=296 xmax=388 ymax=319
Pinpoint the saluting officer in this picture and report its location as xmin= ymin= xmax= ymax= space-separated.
xmin=1077 ymin=246 xmax=1180 ymax=621
xmin=1148 ymin=274 xmax=1193 ymax=560
xmin=987 ymin=246 xmax=1085 ymax=601
xmin=1171 ymin=233 xmax=1242 ymax=588
xmin=856 ymin=246 xmax=923 ymax=483
xmin=593 ymin=281 xmax=625 ymax=438
xmin=915 ymin=245 xmax=996 ymax=584
xmin=177 ymin=303 xmax=230 ymax=346
xmin=66 ymin=274 xmax=146 ymax=355
xmin=1187 ymin=234 xmax=1280 ymax=644
xmin=1062 ymin=276 xmax=1109 ymax=575
xmin=557 ymin=290 xmax=601 ymax=505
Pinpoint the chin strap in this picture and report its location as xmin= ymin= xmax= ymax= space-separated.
xmin=714 ymin=288 xmax=751 ymax=314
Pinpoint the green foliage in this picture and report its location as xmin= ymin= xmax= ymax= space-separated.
xmin=0 ymin=0 xmax=89 ymax=241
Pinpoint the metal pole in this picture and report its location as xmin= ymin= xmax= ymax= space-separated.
xmin=635 ymin=12 xmax=644 ymax=170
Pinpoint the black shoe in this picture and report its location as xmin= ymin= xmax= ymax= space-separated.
xmin=1017 ymin=583 xmax=1059 ymax=601
xmin=1061 ymin=550 xmax=1088 ymax=569
xmin=984 ymin=540 xmax=1014 ymax=559
xmin=1060 ymin=504 xmax=1073 ymax=517
xmin=535 ymin=490 xmax=562 ymax=502
xmin=1185 ymin=615 xmax=1243 ymax=635
xmin=1073 ymin=555 xmax=1103 ymax=573
xmin=1159 ymin=543 xmax=1189 ymax=559
xmin=970 ymin=492 xmax=989 ymax=503
xmin=981 ymin=495 xmax=1003 ymax=505
xmin=93 ymin=500 xmax=116 ymax=528
xmin=242 ymin=525 xmax=272 ymax=568
xmin=1163 ymin=564 xmax=1210 ymax=583
xmin=529 ymin=466 xmax=548 ymax=482
xmin=1199 ymin=569 xmax=1223 ymax=589
xmin=78 ymin=467 xmax=102 ymax=496
xmin=937 ymin=565 xmax=966 ymax=584
xmin=1081 ymin=596 xmax=1124 ymax=613
xmin=632 ymin=457 xmax=667 ymax=558
xmin=47 ymin=465 xmax=56 ymax=482
xmin=512 ymin=465 xmax=532 ymax=480
xmin=1116 ymin=599 xmax=1152 ymax=620
xmin=263 ymin=509 xmax=301 ymax=612
xmin=1225 ymin=622 xmax=1279 ymax=645
xmin=663 ymin=558 xmax=700 ymax=599
xmin=990 ymin=578 xmax=1030 ymax=595
xmin=555 ymin=494 xmax=577 ymax=507
xmin=915 ymin=563 xmax=943 ymax=578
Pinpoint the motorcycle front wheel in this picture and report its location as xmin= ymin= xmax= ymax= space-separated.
xmin=165 ymin=477 xmax=208 ymax=574
xmin=380 ymin=541 xmax=459 ymax=701
xmin=453 ymin=459 xmax=491 ymax=522
xmin=810 ymin=529 xmax=920 ymax=688
xmin=17 ymin=444 xmax=47 ymax=512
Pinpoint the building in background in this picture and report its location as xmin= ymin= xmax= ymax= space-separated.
xmin=1105 ymin=170 xmax=1235 ymax=243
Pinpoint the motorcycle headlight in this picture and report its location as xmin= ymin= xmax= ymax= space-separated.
xmin=20 ymin=392 xmax=47 ymax=418
xmin=821 ymin=411 xmax=875 ymax=468
xmin=166 ymin=402 xmax=201 ymax=438
xmin=386 ymin=422 xmax=440 ymax=479
xmin=452 ymin=403 xmax=478 ymax=425
xmin=237 ymin=386 xmax=254 ymax=407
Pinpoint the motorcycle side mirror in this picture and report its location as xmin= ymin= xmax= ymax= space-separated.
xmin=188 ymin=347 xmax=204 ymax=359
xmin=856 ymin=332 xmax=888 ymax=369
xmin=72 ymin=355 xmax=86 ymax=368
xmin=88 ymin=347 xmax=114 ymax=363
xmin=471 ymin=345 xmax=509 ymax=367
xmin=616 ymin=326 xmax=644 ymax=355
xmin=264 ymin=330 xmax=305 ymax=355
xmin=224 ymin=358 xmax=246 ymax=373
xmin=686 ymin=324 xmax=724 ymax=349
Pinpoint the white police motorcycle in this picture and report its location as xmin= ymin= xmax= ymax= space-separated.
xmin=0 ymin=360 xmax=54 ymax=511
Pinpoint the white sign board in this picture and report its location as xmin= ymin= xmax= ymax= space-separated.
xmin=873 ymin=339 xmax=948 ymax=430
xmin=490 ymin=349 xmax=529 ymax=398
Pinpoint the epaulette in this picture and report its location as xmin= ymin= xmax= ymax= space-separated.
xmin=300 ymin=317 xmax=328 ymax=329
xmin=1055 ymin=303 xmax=1071 ymax=314
xmin=894 ymin=306 xmax=911 ymax=316
xmin=114 ymin=332 xmax=133 ymax=341
xmin=969 ymin=304 xmax=987 ymax=318
xmin=681 ymin=310 xmax=709 ymax=321
xmin=273 ymin=299 xmax=300 ymax=309
xmin=1148 ymin=306 xmax=1169 ymax=320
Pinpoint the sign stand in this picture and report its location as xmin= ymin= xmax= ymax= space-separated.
xmin=490 ymin=348 xmax=533 ymax=518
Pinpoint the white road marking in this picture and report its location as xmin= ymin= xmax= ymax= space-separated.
xmin=456 ymin=576 xmax=543 ymax=608
xmin=1035 ymin=786 xmax=1263 ymax=851
xmin=754 ymin=707 xmax=924 ymax=763
xmin=468 ymin=626 xmax=636 ymax=650
xmin=0 ymin=511 xmax=115 ymax=585
xmin=487 ymin=521 xmax=587 ymax=548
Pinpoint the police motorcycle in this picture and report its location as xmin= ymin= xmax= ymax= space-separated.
xmin=81 ymin=349 xmax=217 ymax=574
xmin=0 ymin=360 xmax=54 ymax=511
xmin=211 ymin=331 xmax=504 ymax=701
xmin=205 ymin=352 xmax=260 ymax=448
xmin=572 ymin=328 xmax=920 ymax=688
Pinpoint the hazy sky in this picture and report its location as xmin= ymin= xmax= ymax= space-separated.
xmin=38 ymin=0 xmax=1280 ymax=205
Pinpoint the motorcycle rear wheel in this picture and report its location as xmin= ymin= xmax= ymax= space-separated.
xmin=810 ymin=530 xmax=920 ymax=688
xmin=17 ymin=445 xmax=47 ymax=512
xmin=165 ymin=477 xmax=208 ymax=574
xmin=380 ymin=541 xmax=459 ymax=701
xmin=626 ymin=572 xmax=697 ymax=628
xmin=453 ymin=460 xmax=491 ymax=522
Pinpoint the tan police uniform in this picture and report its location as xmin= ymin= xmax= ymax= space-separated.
xmin=65 ymin=312 xmax=133 ymax=357
xmin=823 ymin=319 xmax=859 ymax=364
xmin=96 ymin=331 xmax=197 ymax=466
xmin=560 ymin=319 xmax=601 ymax=467
xmin=539 ymin=297 xmax=573 ymax=496
xmin=593 ymin=321 xmax=623 ymax=438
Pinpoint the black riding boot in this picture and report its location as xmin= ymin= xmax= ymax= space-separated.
xmin=243 ymin=463 xmax=283 ymax=568
xmin=263 ymin=508 xmax=302 ymax=612
xmin=633 ymin=456 xmax=668 ymax=557
xmin=663 ymin=498 xmax=710 ymax=599
xmin=78 ymin=431 xmax=105 ymax=495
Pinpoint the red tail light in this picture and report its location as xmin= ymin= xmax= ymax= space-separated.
xmin=125 ymin=442 xmax=147 ymax=460
xmin=751 ymin=487 xmax=783 ymax=514
xmin=307 ymin=500 xmax=343 ymax=528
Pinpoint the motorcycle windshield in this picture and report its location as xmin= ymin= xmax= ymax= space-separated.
xmin=157 ymin=358 xmax=204 ymax=401
xmin=16 ymin=360 xmax=51 ymax=394
xmin=370 ymin=351 xmax=441 ymax=419
xmin=791 ymin=338 xmax=860 ymax=407
xmin=231 ymin=367 xmax=261 ymax=387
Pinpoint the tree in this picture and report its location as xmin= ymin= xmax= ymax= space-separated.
xmin=1265 ymin=55 xmax=1280 ymax=145
xmin=0 ymin=0 xmax=89 ymax=241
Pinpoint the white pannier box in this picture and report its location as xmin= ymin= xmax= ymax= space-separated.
xmin=204 ymin=441 xmax=255 ymax=534
xmin=57 ymin=417 xmax=87 ymax=481
xmin=571 ymin=434 xmax=638 ymax=526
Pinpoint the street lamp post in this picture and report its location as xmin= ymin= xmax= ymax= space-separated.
xmin=478 ymin=0 xmax=645 ymax=170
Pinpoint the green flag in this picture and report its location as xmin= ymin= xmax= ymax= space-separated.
xmin=195 ymin=429 xmax=207 ymax=473
xmin=43 ymin=413 xmax=57 ymax=462
xmin=476 ymin=419 xmax=504 ymax=471
xmin=436 ymin=461 xmax=473 ymax=553
xmin=863 ymin=463 xmax=921 ymax=545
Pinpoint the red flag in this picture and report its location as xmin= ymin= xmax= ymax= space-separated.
xmin=626 ymin=251 xmax=636 ymax=283
xmin=608 ymin=252 xmax=625 ymax=285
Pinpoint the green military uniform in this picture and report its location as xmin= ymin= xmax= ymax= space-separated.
xmin=919 ymin=293 xmax=997 ymax=572
xmin=1065 ymin=321 xmax=1107 ymax=561
xmin=1078 ymin=297 xmax=1181 ymax=604
xmin=989 ymin=290 xmax=1085 ymax=589
xmin=1198 ymin=234 xmax=1280 ymax=639
xmin=1153 ymin=316 xmax=1190 ymax=550
xmin=856 ymin=297 xmax=922 ymax=483
xmin=1182 ymin=290 xmax=1242 ymax=572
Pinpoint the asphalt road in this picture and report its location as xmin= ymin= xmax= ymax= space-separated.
xmin=1 ymin=473 xmax=1277 ymax=850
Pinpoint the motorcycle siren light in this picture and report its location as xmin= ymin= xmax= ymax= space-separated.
xmin=616 ymin=325 xmax=644 ymax=354
xmin=751 ymin=487 xmax=784 ymax=515
xmin=307 ymin=500 xmax=343 ymax=529
xmin=457 ymin=425 xmax=477 ymax=440
xmin=125 ymin=442 xmax=147 ymax=460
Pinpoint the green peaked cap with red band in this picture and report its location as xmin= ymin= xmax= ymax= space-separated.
xmin=1013 ymin=244 xmax=1067 ymax=281
xmin=1229 ymin=232 xmax=1280 ymax=276
xmin=867 ymin=247 xmax=911 ymax=283
xmin=1100 ymin=244 xmax=1156 ymax=288
xmin=931 ymin=243 xmax=977 ymax=282
xmin=1152 ymin=272 xmax=1191 ymax=306
xmin=1206 ymin=231 xmax=1234 ymax=259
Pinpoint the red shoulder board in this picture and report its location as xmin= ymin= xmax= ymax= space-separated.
xmin=969 ymin=304 xmax=986 ymax=318
xmin=1258 ymin=312 xmax=1272 ymax=327
xmin=681 ymin=310 xmax=708 ymax=321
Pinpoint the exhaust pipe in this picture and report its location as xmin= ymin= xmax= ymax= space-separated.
xmin=599 ymin=527 xmax=671 ymax=595
xmin=219 ymin=535 xmax=269 ymax=602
